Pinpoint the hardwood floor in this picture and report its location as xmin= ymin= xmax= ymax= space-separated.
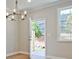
xmin=6 ymin=54 xmax=29 ymax=59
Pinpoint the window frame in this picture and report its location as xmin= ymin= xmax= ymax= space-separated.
xmin=57 ymin=6 xmax=72 ymax=42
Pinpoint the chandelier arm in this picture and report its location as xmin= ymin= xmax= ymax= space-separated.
xmin=6 ymin=0 xmax=27 ymax=21
xmin=6 ymin=14 xmax=13 ymax=18
xmin=15 ymin=0 xmax=18 ymax=9
xmin=6 ymin=12 xmax=23 ymax=18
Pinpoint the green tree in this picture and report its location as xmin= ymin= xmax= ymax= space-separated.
xmin=66 ymin=15 xmax=72 ymax=33
xmin=32 ymin=20 xmax=43 ymax=38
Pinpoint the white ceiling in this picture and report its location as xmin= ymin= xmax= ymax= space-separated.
xmin=6 ymin=0 xmax=71 ymax=10
xmin=6 ymin=0 xmax=58 ymax=10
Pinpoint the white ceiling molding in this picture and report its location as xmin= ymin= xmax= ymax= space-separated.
xmin=6 ymin=0 xmax=58 ymax=10
xmin=6 ymin=0 xmax=72 ymax=12
xmin=22 ymin=0 xmax=72 ymax=13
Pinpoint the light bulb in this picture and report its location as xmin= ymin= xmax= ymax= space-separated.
xmin=6 ymin=12 xmax=9 ymax=16
xmin=12 ymin=15 xmax=14 ymax=19
xmin=21 ymin=15 xmax=24 ymax=19
xmin=13 ymin=9 xmax=16 ymax=13
xmin=24 ymin=11 xmax=27 ymax=15
xmin=28 ymin=0 xmax=31 ymax=2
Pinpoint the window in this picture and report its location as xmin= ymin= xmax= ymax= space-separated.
xmin=58 ymin=6 xmax=72 ymax=41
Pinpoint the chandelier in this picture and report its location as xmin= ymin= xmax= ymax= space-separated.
xmin=6 ymin=0 xmax=31 ymax=21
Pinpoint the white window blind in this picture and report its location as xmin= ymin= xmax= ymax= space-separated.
xmin=58 ymin=6 xmax=72 ymax=41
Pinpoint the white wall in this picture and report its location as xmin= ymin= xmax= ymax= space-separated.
xmin=6 ymin=0 xmax=72 ymax=59
xmin=6 ymin=19 xmax=19 ymax=54
xmin=18 ymin=19 xmax=29 ymax=52
xmin=19 ymin=1 xmax=72 ymax=59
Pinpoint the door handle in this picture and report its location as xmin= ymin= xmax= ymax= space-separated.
xmin=28 ymin=38 xmax=32 ymax=40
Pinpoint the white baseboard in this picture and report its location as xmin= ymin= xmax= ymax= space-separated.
xmin=6 ymin=51 xmax=67 ymax=59
xmin=46 ymin=56 xmax=67 ymax=59
xmin=6 ymin=51 xmax=29 ymax=57
xmin=18 ymin=51 xmax=29 ymax=55
xmin=6 ymin=52 xmax=20 ymax=57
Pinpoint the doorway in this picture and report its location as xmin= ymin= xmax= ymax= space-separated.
xmin=29 ymin=19 xmax=46 ymax=59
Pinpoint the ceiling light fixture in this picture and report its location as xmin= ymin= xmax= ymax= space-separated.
xmin=6 ymin=0 xmax=27 ymax=21
xmin=28 ymin=0 xmax=31 ymax=2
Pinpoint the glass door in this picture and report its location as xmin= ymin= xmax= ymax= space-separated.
xmin=29 ymin=19 xmax=46 ymax=59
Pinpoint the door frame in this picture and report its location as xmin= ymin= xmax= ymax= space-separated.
xmin=28 ymin=17 xmax=47 ymax=59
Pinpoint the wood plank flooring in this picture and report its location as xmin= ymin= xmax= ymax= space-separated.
xmin=6 ymin=54 xmax=29 ymax=59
